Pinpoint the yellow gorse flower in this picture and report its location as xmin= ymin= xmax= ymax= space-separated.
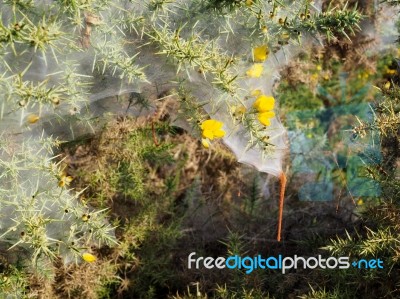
xmin=310 ymin=73 xmax=318 ymax=82
xmin=386 ymin=69 xmax=397 ymax=75
xmin=253 ymin=95 xmax=275 ymax=126
xmin=58 ymin=173 xmax=73 ymax=187
xmin=257 ymin=111 xmax=275 ymax=126
xmin=82 ymin=252 xmax=96 ymax=263
xmin=201 ymin=119 xmax=225 ymax=140
xmin=246 ymin=64 xmax=263 ymax=78
xmin=253 ymin=45 xmax=269 ymax=62
xmin=253 ymin=95 xmax=275 ymax=112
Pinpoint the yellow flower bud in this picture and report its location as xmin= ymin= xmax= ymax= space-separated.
xmin=261 ymin=26 xmax=268 ymax=34
xmin=386 ymin=69 xmax=397 ymax=75
xmin=58 ymin=174 xmax=73 ymax=187
xmin=201 ymin=139 xmax=210 ymax=149
xmin=280 ymin=32 xmax=290 ymax=40
xmin=27 ymin=114 xmax=39 ymax=124
xmin=310 ymin=73 xmax=318 ymax=81
xmin=250 ymin=89 xmax=262 ymax=97
xmin=51 ymin=97 xmax=60 ymax=105
xmin=82 ymin=252 xmax=96 ymax=263
xmin=232 ymin=105 xmax=247 ymax=117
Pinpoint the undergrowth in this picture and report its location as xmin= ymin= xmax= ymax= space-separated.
xmin=0 ymin=0 xmax=398 ymax=298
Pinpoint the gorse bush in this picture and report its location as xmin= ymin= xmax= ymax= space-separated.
xmin=0 ymin=0 xmax=364 ymax=153
xmin=317 ymin=53 xmax=400 ymax=298
xmin=0 ymin=0 xmax=398 ymax=297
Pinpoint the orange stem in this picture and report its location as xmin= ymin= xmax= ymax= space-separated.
xmin=277 ymin=172 xmax=287 ymax=242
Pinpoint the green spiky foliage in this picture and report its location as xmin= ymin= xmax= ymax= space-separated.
xmin=319 ymin=54 xmax=400 ymax=298
xmin=0 ymin=0 xmax=379 ymax=297
xmin=301 ymin=2 xmax=363 ymax=42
